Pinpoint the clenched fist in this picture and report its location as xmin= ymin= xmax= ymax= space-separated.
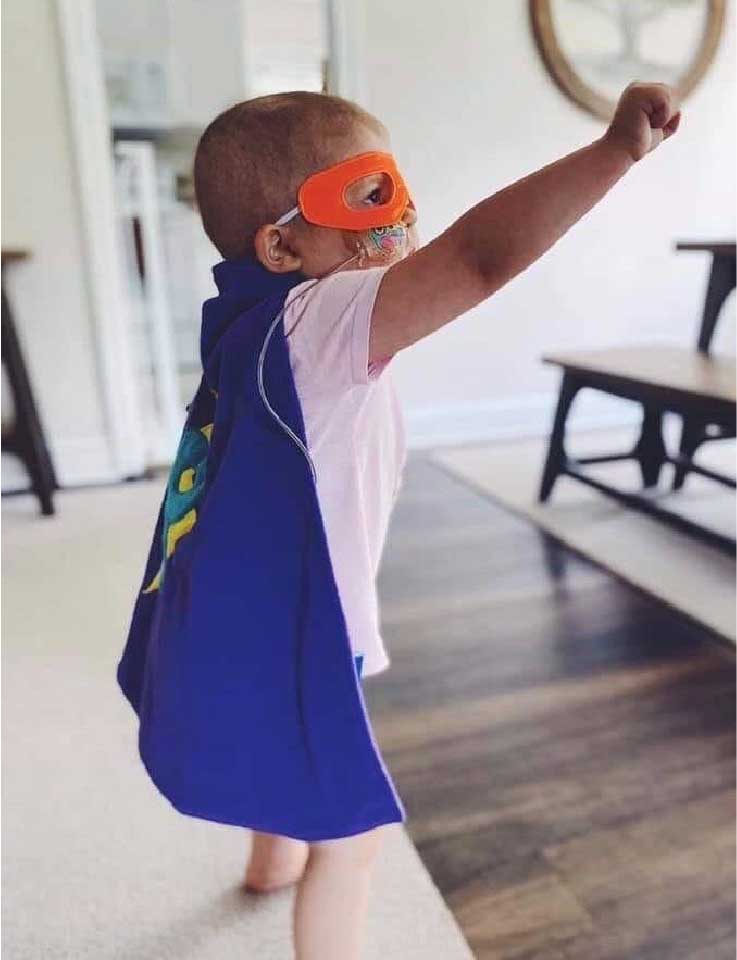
xmin=605 ymin=82 xmax=681 ymax=163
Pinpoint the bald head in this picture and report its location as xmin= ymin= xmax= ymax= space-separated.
xmin=193 ymin=91 xmax=385 ymax=259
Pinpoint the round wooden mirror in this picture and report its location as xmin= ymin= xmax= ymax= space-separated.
xmin=530 ymin=0 xmax=726 ymax=120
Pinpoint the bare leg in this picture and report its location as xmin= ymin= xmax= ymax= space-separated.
xmin=293 ymin=826 xmax=385 ymax=960
xmin=244 ymin=831 xmax=309 ymax=893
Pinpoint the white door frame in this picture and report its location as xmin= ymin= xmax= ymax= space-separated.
xmin=55 ymin=0 xmax=146 ymax=480
xmin=326 ymin=0 xmax=367 ymax=102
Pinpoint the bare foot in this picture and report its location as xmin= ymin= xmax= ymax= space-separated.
xmin=243 ymin=831 xmax=310 ymax=894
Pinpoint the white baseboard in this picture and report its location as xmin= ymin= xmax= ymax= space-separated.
xmin=2 ymin=433 xmax=118 ymax=493
xmin=405 ymin=390 xmax=644 ymax=450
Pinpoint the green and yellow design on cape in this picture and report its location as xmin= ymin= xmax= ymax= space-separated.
xmin=143 ymin=421 xmax=214 ymax=594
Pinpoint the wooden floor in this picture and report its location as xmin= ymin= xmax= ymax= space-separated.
xmin=364 ymin=456 xmax=736 ymax=960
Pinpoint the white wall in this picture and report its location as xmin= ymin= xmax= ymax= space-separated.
xmin=2 ymin=0 xmax=734 ymax=491
xmin=355 ymin=0 xmax=736 ymax=446
xmin=2 ymin=0 xmax=115 ymax=486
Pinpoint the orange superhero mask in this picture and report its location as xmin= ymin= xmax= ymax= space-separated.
xmin=274 ymin=151 xmax=412 ymax=231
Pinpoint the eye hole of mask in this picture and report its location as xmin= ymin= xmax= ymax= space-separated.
xmin=343 ymin=172 xmax=395 ymax=211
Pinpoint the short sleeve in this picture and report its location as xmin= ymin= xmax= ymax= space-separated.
xmin=284 ymin=265 xmax=393 ymax=392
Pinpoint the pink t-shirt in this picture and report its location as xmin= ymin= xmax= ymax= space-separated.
xmin=283 ymin=266 xmax=406 ymax=677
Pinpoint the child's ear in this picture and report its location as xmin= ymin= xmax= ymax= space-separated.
xmin=253 ymin=224 xmax=302 ymax=273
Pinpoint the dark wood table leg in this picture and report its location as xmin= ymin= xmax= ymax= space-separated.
xmin=539 ymin=372 xmax=580 ymax=502
xmin=1 ymin=284 xmax=58 ymax=516
xmin=697 ymin=252 xmax=737 ymax=354
xmin=673 ymin=417 xmax=708 ymax=491
xmin=674 ymin=249 xmax=736 ymax=490
xmin=633 ymin=404 xmax=667 ymax=488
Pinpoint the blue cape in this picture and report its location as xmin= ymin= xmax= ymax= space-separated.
xmin=116 ymin=256 xmax=405 ymax=841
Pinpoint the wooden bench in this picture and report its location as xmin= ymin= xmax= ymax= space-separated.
xmin=539 ymin=242 xmax=736 ymax=555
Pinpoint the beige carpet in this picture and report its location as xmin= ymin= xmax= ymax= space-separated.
xmin=2 ymin=483 xmax=473 ymax=960
xmin=432 ymin=422 xmax=736 ymax=644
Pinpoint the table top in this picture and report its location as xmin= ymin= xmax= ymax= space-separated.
xmin=675 ymin=242 xmax=736 ymax=257
xmin=1 ymin=249 xmax=30 ymax=267
xmin=543 ymin=345 xmax=736 ymax=404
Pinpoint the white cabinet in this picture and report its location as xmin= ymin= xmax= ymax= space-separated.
xmin=95 ymin=0 xmax=246 ymax=132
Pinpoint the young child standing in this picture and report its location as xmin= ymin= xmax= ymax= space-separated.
xmin=117 ymin=85 xmax=679 ymax=959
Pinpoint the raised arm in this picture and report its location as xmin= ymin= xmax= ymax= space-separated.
xmin=369 ymin=82 xmax=681 ymax=362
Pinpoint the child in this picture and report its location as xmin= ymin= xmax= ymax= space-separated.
xmin=117 ymin=85 xmax=679 ymax=959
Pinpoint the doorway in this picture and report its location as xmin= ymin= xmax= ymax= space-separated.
xmin=58 ymin=0 xmax=339 ymax=478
